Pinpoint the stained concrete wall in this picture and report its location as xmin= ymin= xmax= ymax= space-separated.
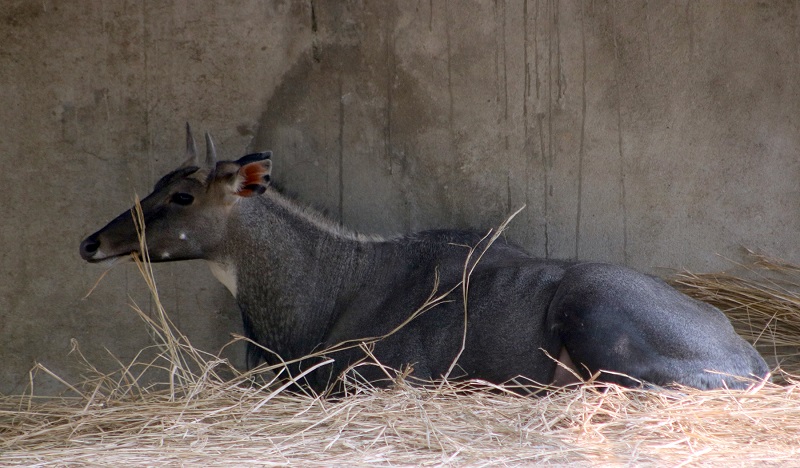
xmin=1 ymin=0 xmax=799 ymax=395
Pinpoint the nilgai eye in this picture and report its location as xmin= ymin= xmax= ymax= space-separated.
xmin=170 ymin=192 xmax=194 ymax=206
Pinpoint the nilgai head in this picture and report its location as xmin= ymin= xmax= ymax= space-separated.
xmin=79 ymin=124 xmax=272 ymax=265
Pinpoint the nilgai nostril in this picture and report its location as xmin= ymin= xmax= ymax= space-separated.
xmin=79 ymin=237 xmax=101 ymax=260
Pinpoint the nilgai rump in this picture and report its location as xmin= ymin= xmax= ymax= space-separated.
xmin=80 ymin=127 xmax=769 ymax=392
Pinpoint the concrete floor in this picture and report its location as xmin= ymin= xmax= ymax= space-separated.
xmin=1 ymin=0 xmax=799 ymax=395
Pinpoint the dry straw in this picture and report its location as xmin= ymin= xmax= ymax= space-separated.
xmin=3 ymin=212 xmax=800 ymax=465
xmin=671 ymin=250 xmax=800 ymax=380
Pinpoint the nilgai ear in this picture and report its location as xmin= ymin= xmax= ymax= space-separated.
xmin=214 ymin=152 xmax=272 ymax=198
xmin=181 ymin=122 xmax=199 ymax=167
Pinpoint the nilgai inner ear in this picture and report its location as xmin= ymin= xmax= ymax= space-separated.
xmin=237 ymin=160 xmax=271 ymax=197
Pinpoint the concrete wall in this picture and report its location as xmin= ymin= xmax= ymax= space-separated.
xmin=1 ymin=0 xmax=798 ymax=395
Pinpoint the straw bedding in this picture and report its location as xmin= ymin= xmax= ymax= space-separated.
xmin=3 ymin=252 xmax=800 ymax=466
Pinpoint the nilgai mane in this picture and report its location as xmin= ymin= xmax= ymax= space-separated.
xmin=80 ymin=126 xmax=769 ymax=392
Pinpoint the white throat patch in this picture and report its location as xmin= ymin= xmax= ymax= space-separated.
xmin=207 ymin=261 xmax=237 ymax=297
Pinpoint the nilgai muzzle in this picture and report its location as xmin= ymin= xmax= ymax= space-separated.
xmin=80 ymin=125 xmax=770 ymax=392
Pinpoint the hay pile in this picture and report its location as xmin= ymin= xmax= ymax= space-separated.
xmin=671 ymin=252 xmax=800 ymax=380
xmin=3 ymin=370 xmax=800 ymax=466
xmin=3 ymin=253 xmax=800 ymax=466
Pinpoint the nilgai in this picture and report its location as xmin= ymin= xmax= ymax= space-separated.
xmin=80 ymin=126 xmax=769 ymax=392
